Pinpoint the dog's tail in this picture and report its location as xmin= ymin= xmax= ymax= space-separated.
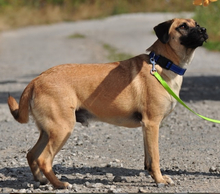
xmin=7 ymin=81 xmax=34 ymax=123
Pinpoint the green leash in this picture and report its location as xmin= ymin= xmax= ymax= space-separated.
xmin=153 ymin=71 xmax=220 ymax=124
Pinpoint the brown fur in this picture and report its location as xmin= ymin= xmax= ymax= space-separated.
xmin=8 ymin=18 xmax=207 ymax=189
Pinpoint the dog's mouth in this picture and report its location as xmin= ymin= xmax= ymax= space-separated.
xmin=179 ymin=26 xmax=208 ymax=49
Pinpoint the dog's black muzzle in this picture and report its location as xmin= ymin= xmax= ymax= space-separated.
xmin=180 ymin=26 xmax=208 ymax=49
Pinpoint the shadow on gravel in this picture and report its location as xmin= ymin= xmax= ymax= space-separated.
xmin=0 ymin=91 xmax=22 ymax=104
xmin=0 ymin=74 xmax=38 ymax=104
xmin=179 ymin=76 xmax=220 ymax=102
xmin=0 ymin=165 xmax=219 ymax=189
xmin=0 ymin=75 xmax=220 ymax=104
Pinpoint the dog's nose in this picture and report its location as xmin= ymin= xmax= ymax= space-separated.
xmin=200 ymin=27 xmax=206 ymax=34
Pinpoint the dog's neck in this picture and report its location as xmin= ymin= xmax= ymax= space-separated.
xmin=147 ymin=39 xmax=195 ymax=69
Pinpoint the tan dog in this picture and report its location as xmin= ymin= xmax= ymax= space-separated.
xmin=8 ymin=18 xmax=208 ymax=189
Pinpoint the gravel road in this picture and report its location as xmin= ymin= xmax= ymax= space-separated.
xmin=0 ymin=13 xmax=220 ymax=193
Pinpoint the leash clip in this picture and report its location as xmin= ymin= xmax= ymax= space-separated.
xmin=150 ymin=56 xmax=157 ymax=75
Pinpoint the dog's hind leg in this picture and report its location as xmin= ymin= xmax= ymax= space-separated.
xmin=27 ymin=130 xmax=49 ymax=185
xmin=27 ymin=100 xmax=75 ymax=189
xmin=142 ymin=119 xmax=174 ymax=186
xmin=35 ymin=118 xmax=74 ymax=189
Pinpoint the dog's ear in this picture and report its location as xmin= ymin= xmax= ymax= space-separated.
xmin=154 ymin=19 xmax=174 ymax=44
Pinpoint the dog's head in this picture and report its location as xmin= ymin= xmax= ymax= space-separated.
xmin=154 ymin=18 xmax=208 ymax=49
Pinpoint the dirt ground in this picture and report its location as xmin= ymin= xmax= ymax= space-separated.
xmin=0 ymin=13 xmax=220 ymax=193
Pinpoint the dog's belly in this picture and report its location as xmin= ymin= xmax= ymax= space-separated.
xmin=75 ymin=108 xmax=142 ymax=128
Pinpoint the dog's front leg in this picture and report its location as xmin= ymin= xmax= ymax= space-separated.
xmin=142 ymin=120 xmax=174 ymax=186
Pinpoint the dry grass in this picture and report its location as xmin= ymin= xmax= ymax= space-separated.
xmin=0 ymin=0 xmax=195 ymax=31
xmin=0 ymin=6 xmax=64 ymax=31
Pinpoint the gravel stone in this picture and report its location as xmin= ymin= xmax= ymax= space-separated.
xmin=21 ymin=182 xmax=29 ymax=189
xmin=113 ymin=176 xmax=123 ymax=182
xmin=45 ymin=185 xmax=54 ymax=191
xmin=139 ymin=172 xmax=147 ymax=177
xmin=157 ymin=183 xmax=166 ymax=188
xmin=139 ymin=187 xmax=149 ymax=193
xmin=106 ymin=173 xmax=114 ymax=180
xmin=19 ymin=189 xmax=27 ymax=193
xmin=33 ymin=182 xmax=40 ymax=189
xmin=209 ymin=166 xmax=217 ymax=172
xmin=91 ymin=183 xmax=103 ymax=188
xmin=85 ymin=181 xmax=92 ymax=188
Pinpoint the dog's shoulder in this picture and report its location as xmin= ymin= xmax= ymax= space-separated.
xmin=119 ymin=54 xmax=150 ymax=67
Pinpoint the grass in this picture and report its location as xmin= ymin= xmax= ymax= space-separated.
xmin=203 ymin=41 xmax=220 ymax=52
xmin=68 ymin=34 xmax=133 ymax=61
xmin=68 ymin=33 xmax=86 ymax=39
xmin=103 ymin=43 xmax=133 ymax=61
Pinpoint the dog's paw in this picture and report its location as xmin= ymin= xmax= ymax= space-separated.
xmin=65 ymin=182 xmax=73 ymax=190
xmin=163 ymin=175 xmax=174 ymax=185
xmin=60 ymin=182 xmax=72 ymax=190
xmin=156 ymin=175 xmax=174 ymax=187
xmin=52 ymin=181 xmax=72 ymax=189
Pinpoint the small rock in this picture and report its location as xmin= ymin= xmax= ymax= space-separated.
xmin=61 ymin=175 xmax=68 ymax=180
xmin=85 ymin=173 xmax=91 ymax=178
xmin=1 ymin=188 xmax=12 ymax=193
xmin=85 ymin=181 xmax=92 ymax=188
xmin=33 ymin=182 xmax=40 ymax=189
xmin=21 ymin=182 xmax=29 ymax=189
xmin=94 ymin=155 xmax=100 ymax=159
xmin=19 ymin=189 xmax=27 ymax=193
xmin=76 ymin=140 xmax=83 ymax=146
xmin=91 ymin=183 xmax=103 ymax=188
xmin=106 ymin=161 xmax=123 ymax=168
xmin=34 ymin=188 xmax=42 ymax=192
xmin=113 ymin=159 xmax=120 ymax=163
xmin=10 ymin=160 xmax=17 ymax=165
xmin=139 ymin=172 xmax=147 ymax=177
xmin=139 ymin=187 xmax=149 ymax=193
xmin=72 ymin=184 xmax=78 ymax=192
xmin=106 ymin=173 xmax=114 ymax=180
xmin=113 ymin=175 xmax=122 ymax=182
xmin=216 ymin=163 xmax=220 ymax=172
xmin=45 ymin=185 xmax=53 ymax=191
xmin=26 ymin=189 xmax=32 ymax=193
xmin=209 ymin=166 xmax=217 ymax=172
xmin=212 ymin=123 xmax=217 ymax=127
xmin=109 ymin=188 xmax=122 ymax=193
xmin=157 ymin=183 xmax=165 ymax=188
xmin=107 ymin=185 xmax=120 ymax=193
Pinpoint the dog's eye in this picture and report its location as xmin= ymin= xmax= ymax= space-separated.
xmin=195 ymin=22 xmax=200 ymax=27
xmin=179 ymin=23 xmax=188 ymax=29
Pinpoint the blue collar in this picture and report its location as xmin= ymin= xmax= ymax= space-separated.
xmin=149 ymin=51 xmax=186 ymax=76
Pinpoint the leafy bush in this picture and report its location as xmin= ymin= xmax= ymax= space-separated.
xmin=194 ymin=1 xmax=220 ymax=50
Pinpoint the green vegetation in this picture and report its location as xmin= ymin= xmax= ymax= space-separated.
xmin=0 ymin=0 xmax=194 ymax=31
xmin=202 ymin=41 xmax=220 ymax=51
xmin=103 ymin=43 xmax=133 ymax=61
xmin=68 ymin=33 xmax=86 ymax=39
xmin=194 ymin=1 xmax=220 ymax=51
